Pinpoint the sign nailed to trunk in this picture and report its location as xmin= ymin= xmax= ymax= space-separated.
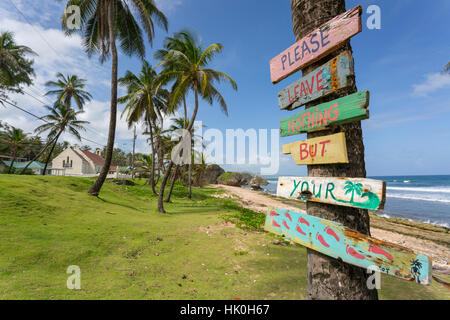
xmin=269 ymin=6 xmax=362 ymax=84
xmin=265 ymin=208 xmax=432 ymax=285
xmin=276 ymin=176 xmax=386 ymax=211
xmin=282 ymin=132 xmax=348 ymax=165
xmin=280 ymin=91 xmax=369 ymax=137
xmin=278 ymin=51 xmax=355 ymax=110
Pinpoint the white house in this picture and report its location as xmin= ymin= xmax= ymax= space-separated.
xmin=51 ymin=147 xmax=118 ymax=176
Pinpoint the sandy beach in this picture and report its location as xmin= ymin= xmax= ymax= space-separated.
xmin=213 ymin=184 xmax=450 ymax=274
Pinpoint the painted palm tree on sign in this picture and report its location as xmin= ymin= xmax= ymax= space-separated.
xmin=0 ymin=126 xmax=28 ymax=173
xmin=45 ymin=73 xmax=92 ymax=110
xmin=156 ymin=30 xmax=237 ymax=212
xmin=31 ymin=103 xmax=89 ymax=175
xmin=118 ymin=60 xmax=170 ymax=194
xmin=61 ymin=0 xmax=168 ymax=196
xmin=344 ymin=181 xmax=363 ymax=203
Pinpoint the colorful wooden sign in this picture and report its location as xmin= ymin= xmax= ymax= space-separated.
xmin=282 ymin=132 xmax=348 ymax=165
xmin=265 ymin=208 xmax=432 ymax=285
xmin=269 ymin=6 xmax=362 ymax=84
xmin=280 ymin=91 xmax=369 ymax=137
xmin=277 ymin=176 xmax=386 ymax=210
xmin=278 ymin=51 xmax=355 ymax=110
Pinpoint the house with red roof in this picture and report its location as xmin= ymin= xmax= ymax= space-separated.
xmin=51 ymin=147 xmax=118 ymax=176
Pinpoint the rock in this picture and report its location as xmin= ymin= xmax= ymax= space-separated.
xmin=112 ymin=179 xmax=135 ymax=186
xmin=202 ymin=164 xmax=225 ymax=184
xmin=240 ymin=172 xmax=252 ymax=185
xmin=248 ymin=175 xmax=269 ymax=190
xmin=217 ymin=172 xmax=245 ymax=187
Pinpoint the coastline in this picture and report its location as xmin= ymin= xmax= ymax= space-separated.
xmin=212 ymin=184 xmax=450 ymax=274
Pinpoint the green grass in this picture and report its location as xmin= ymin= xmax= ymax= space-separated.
xmin=0 ymin=175 xmax=448 ymax=300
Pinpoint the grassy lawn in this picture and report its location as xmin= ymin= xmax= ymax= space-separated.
xmin=0 ymin=175 xmax=448 ymax=300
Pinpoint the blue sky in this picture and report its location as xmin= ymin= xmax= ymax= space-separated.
xmin=1 ymin=0 xmax=449 ymax=176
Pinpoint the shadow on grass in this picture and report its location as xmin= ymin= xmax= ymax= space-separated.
xmin=96 ymin=196 xmax=145 ymax=212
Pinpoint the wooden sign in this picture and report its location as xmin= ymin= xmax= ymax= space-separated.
xmin=278 ymin=51 xmax=354 ymax=110
xmin=280 ymin=91 xmax=369 ymax=137
xmin=270 ymin=6 xmax=362 ymax=84
xmin=282 ymin=132 xmax=348 ymax=165
xmin=265 ymin=208 xmax=432 ymax=285
xmin=277 ymin=176 xmax=386 ymax=210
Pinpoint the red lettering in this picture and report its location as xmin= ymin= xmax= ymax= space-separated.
xmin=295 ymin=118 xmax=301 ymax=131
xmin=328 ymin=104 xmax=339 ymax=121
xmin=317 ymin=70 xmax=324 ymax=91
xmin=300 ymin=82 xmax=307 ymax=97
xmin=319 ymin=140 xmax=331 ymax=156
xmin=294 ymin=85 xmax=300 ymax=98
xmin=288 ymin=88 xmax=294 ymax=103
xmin=310 ymin=144 xmax=317 ymax=157
xmin=288 ymin=120 xmax=295 ymax=133
xmin=301 ymin=113 xmax=309 ymax=130
xmin=318 ymin=110 xmax=328 ymax=126
xmin=300 ymin=143 xmax=309 ymax=160
xmin=305 ymin=76 xmax=314 ymax=94
xmin=307 ymin=113 xmax=315 ymax=128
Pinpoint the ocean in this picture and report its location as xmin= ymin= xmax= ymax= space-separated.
xmin=261 ymin=175 xmax=450 ymax=228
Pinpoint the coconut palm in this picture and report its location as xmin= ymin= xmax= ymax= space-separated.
xmin=45 ymin=73 xmax=92 ymax=110
xmin=156 ymin=30 xmax=237 ymax=212
xmin=118 ymin=60 xmax=170 ymax=194
xmin=291 ymin=0 xmax=376 ymax=299
xmin=442 ymin=61 xmax=450 ymax=75
xmin=61 ymin=0 xmax=168 ymax=196
xmin=133 ymin=153 xmax=154 ymax=183
xmin=29 ymin=103 xmax=89 ymax=175
xmin=0 ymin=126 xmax=28 ymax=173
xmin=0 ymin=31 xmax=36 ymax=101
xmin=344 ymin=181 xmax=363 ymax=203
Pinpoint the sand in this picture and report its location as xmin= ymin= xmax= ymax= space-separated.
xmin=212 ymin=184 xmax=450 ymax=274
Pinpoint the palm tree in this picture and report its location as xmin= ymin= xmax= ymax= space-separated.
xmin=133 ymin=153 xmax=154 ymax=183
xmin=344 ymin=181 xmax=363 ymax=203
xmin=61 ymin=0 xmax=168 ymax=196
xmin=118 ymin=60 xmax=170 ymax=194
xmin=30 ymin=103 xmax=88 ymax=175
xmin=0 ymin=126 xmax=28 ymax=173
xmin=45 ymin=73 xmax=92 ymax=110
xmin=442 ymin=61 xmax=450 ymax=75
xmin=156 ymin=30 xmax=237 ymax=212
xmin=0 ymin=31 xmax=36 ymax=101
xmin=291 ymin=0 xmax=376 ymax=299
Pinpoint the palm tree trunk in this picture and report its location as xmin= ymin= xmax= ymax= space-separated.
xmin=147 ymin=119 xmax=158 ymax=195
xmin=7 ymin=152 xmax=16 ymax=174
xmin=164 ymin=165 xmax=179 ymax=202
xmin=188 ymin=157 xmax=192 ymax=199
xmin=158 ymin=84 xmax=200 ymax=213
xmin=88 ymin=2 xmax=118 ymax=196
xmin=19 ymin=135 xmax=58 ymax=175
xmin=291 ymin=0 xmax=377 ymax=300
xmin=42 ymin=132 xmax=62 ymax=175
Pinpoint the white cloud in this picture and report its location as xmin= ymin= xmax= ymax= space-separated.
xmin=412 ymin=73 xmax=450 ymax=97
xmin=155 ymin=0 xmax=185 ymax=13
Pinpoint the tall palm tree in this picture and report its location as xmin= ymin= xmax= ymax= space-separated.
xmin=442 ymin=61 xmax=450 ymax=75
xmin=1 ymin=126 xmax=28 ymax=173
xmin=156 ymin=31 xmax=237 ymax=212
xmin=0 ymin=31 xmax=36 ymax=101
xmin=118 ymin=60 xmax=170 ymax=194
xmin=61 ymin=0 xmax=168 ymax=196
xmin=344 ymin=181 xmax=363 ymax=203
xmin=45 ymin=73 xmax=92 ymax=110
xmin=291 ymin=0 xmax=376 ymax=299
xmin=30 ymin=103 xmax=88 ymax=175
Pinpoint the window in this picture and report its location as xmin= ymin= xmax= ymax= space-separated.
xmin=63 ymin=160 xmax=65 ymax=167
xmin=70 ymin=160 xmax=73 ymax=168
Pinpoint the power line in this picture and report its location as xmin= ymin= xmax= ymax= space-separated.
xmin=2 ymin=99 xmax=104 ymax=147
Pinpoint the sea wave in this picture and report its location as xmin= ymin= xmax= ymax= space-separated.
xmin=387 ymin=194 xmax=450 ymax=203
xmin=387 ymin=186 xmax=450 ymax=193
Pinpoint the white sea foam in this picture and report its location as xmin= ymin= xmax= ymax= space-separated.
xmin=387 ymin=186 xmax=450 ymax=193
xmin=374 ymin=213 xmax=449 ymax=228
xmin=387 ymin=194 xmax=450 ymax=203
